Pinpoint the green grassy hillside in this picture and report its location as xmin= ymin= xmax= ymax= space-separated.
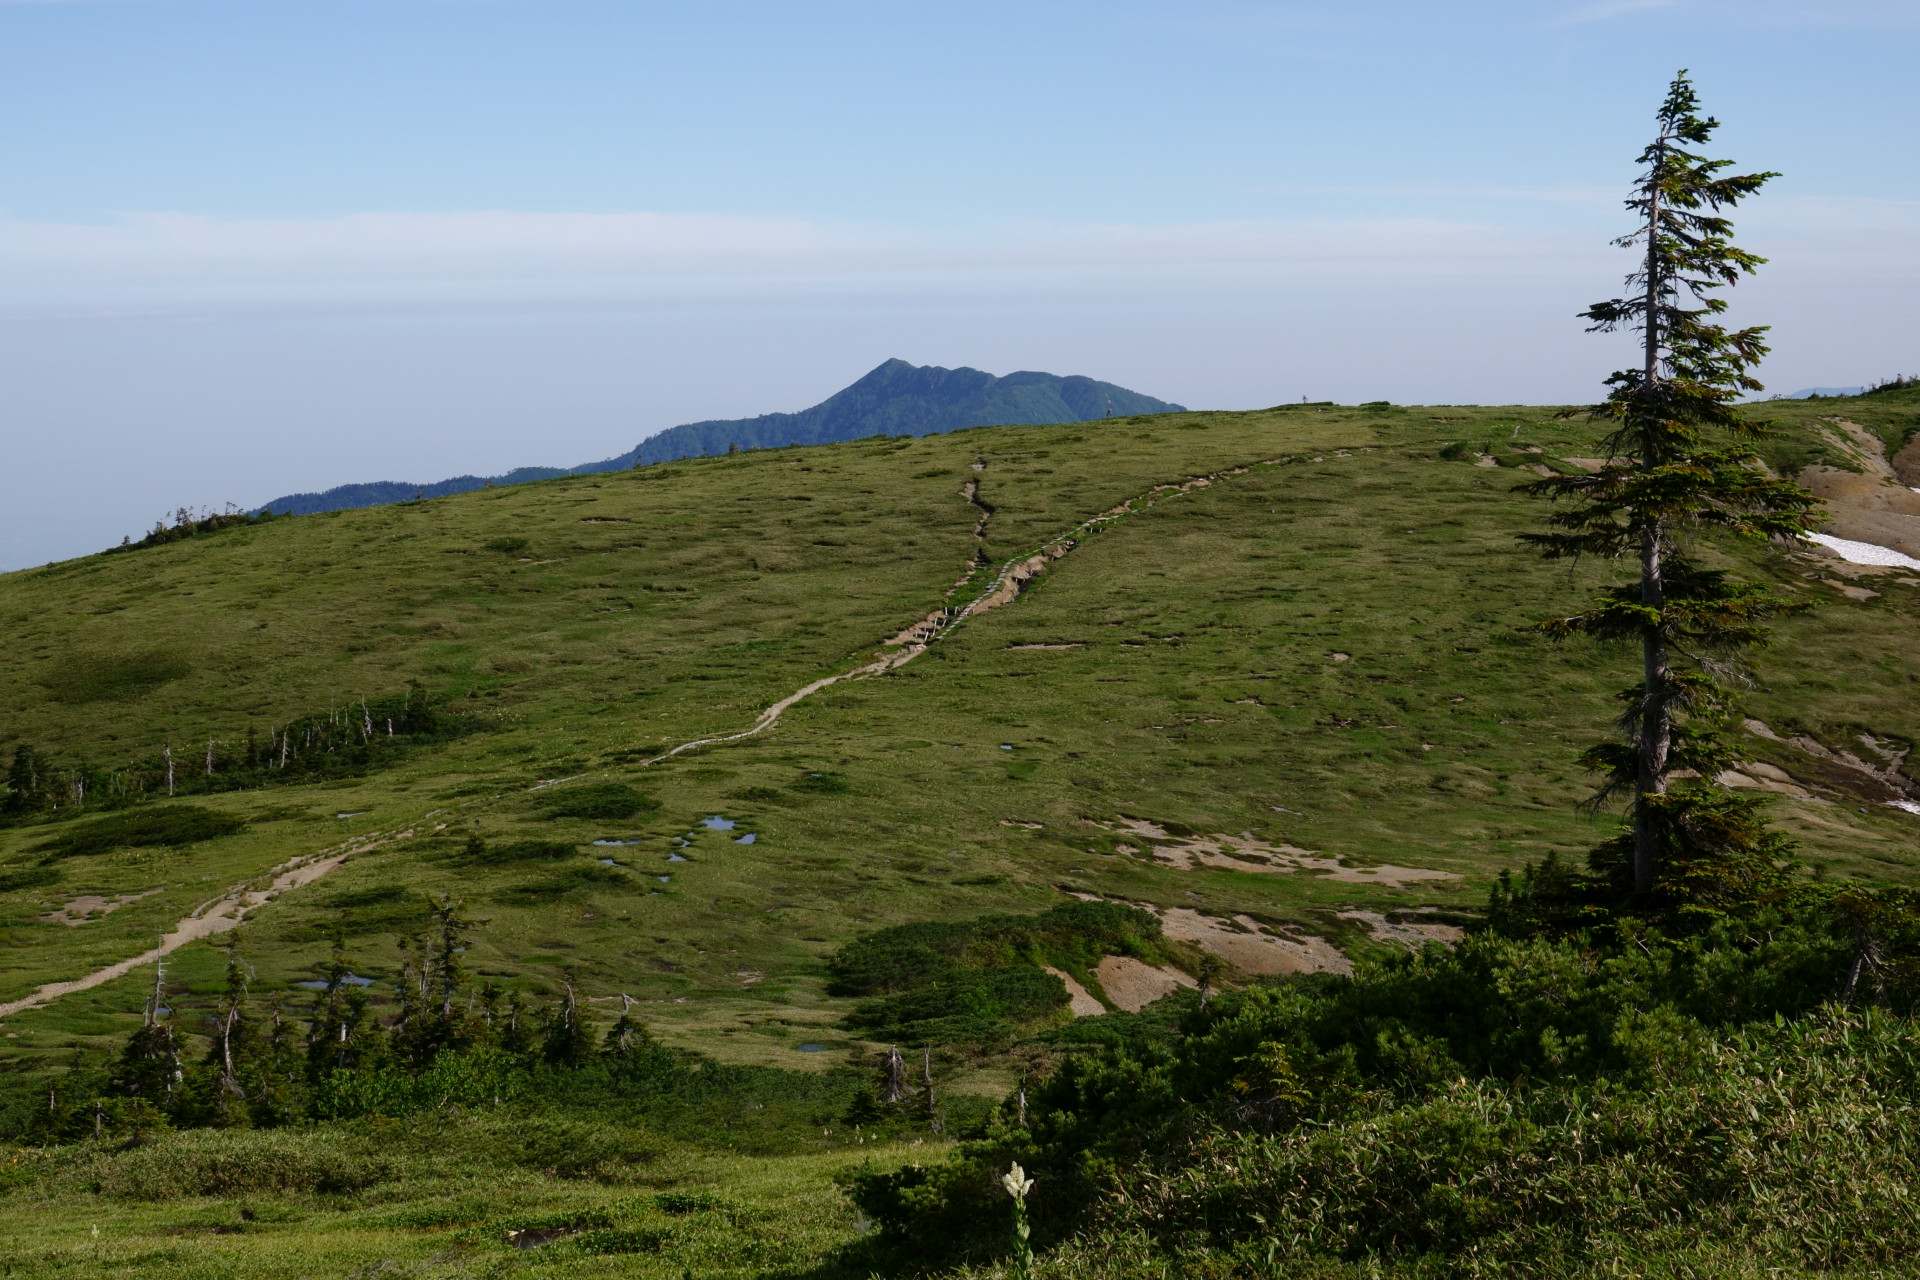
xmin=3 ymin=389 xmax=1920 ymax=1277
xmin=4 ymin=394 xmax=1918 ymax=1068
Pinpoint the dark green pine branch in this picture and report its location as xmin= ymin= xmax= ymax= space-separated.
xmin=1523 ymin=70 xmax=1816 ymax=901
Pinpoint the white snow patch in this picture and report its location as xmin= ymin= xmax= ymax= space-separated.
xmin=1804 ymin=533 xmax=1920 ymax=569
xmin=1887 ymin=800 xmax=1920 ymax=817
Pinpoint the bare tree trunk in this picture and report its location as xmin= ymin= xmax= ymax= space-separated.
xmin=1643 ymin=138 xmax=1664 ymax=387
xmin=884 ymin=1045 xmax=906 ymax=1103
xmin=1632 ymin=137 xmax=1669 ymax=897
xmin=146 ymin=943 xmax=166 ymax=1027
xmin=1636 ymin=524 xmax=1672 ymax=895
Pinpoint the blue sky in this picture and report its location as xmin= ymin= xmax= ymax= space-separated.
xmin=2 ymin=0 xmax=1915 ymax=569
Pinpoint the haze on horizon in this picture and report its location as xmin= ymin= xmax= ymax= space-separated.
xmin=2 ymin=0 xmax=1914 ymax=571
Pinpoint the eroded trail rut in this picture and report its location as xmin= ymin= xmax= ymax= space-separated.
xmin=645 ymin=452 xmax=1292 ymax=764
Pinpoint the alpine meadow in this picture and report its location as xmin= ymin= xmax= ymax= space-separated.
xmin=4 ymin=73 xmax=1920 ymax=1280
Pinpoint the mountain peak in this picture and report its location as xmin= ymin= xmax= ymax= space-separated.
xmin=258 ymin=361 xmax=1183 ymax=516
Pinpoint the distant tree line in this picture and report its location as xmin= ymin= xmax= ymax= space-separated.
xmin=107 ymin=505 xmax=283 ymax=555
xmin=3 ymin=682 xmax=462 ymax=820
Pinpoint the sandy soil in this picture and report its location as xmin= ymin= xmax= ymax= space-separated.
xmin=1717 ymin=764 xmax=1821 ymax=801
xmin=1093 ymin=956 xmax=1195 ymax=1013
xmin=1798 ymin=421 xmax=1920 ymax=561
xmin=1339 ymin=909 xmax=1465 ymax=950
xmin=1043 ymin=965 xmax=1106 ymax=1017
xmin=1108 ymin=817 xmax=1458 ymax=888
xmin=1155 ymin=907 xmax=1353 ymax=977
xmin=1058 ymin=887 xmax=1353 ymax=978
xmin=884 ymin=610 xmax=947 ymax=647
xmin=38 ymin=888 xmax=160 ymax=927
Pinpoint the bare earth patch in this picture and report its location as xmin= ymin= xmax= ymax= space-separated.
xmin=1043 ymin=965 xmax=1106 ymax=1017
xmin=1093 ymin=956 xmax=1195 ymax=1012
xmin=38 ymin=888 xmax=160 ymax=927
xmin=1108 ymin=817 xmax=1458 ymax=888
xmin=1717 ymin=763 xmax=1822 ymax=802
xmin=1339 ymin=909 xmax=1465 ymax=950
xmin=1157 ymin=907 xmax=1353 ymax=977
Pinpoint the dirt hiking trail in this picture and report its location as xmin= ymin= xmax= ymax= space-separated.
xmin=644 ymin=450 xmax=1308 ymax=765
xmin=0 ymin=825 xmax=425 ymax=1020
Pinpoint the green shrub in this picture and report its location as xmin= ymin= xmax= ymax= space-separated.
xmin=1076 ymin=1010 xmax=1920 ymax=1275
xmin=494 ymin=863 xmax=631 ymax=903
xmin=791 ymin=770 xmax=851 ymax=795
xmin=570 ymin=1227 xmax=670 ymax=1255
xmin=79 ymin=1128 xmax=398 ymax=1199
xmin=536 ymin=782 xmax=660 ymax=820
xmin=38 ymin=649 xmax=190 ymax=703
xmin=847 ymin=968 xmax=1072 ymax=1044
xmin=34 ymin=805 xmax=246 ymax=860
xmin=320 ymin=883 xmax=413 ymax=909
xmin=844 ymin=900 xmax=1901 ymax=1275
xmin=0 ymin=866 xmax=61 ymax=893
xmin=830 ymin=903 xmax=1164 ymax=996
xmin=654 ymin=1189 xmax=729 ymax=1215
xmin=829 ymin=903 xmax=1167 ymax=1043
xmin=454 ymin=836 xmax=580 ymax=865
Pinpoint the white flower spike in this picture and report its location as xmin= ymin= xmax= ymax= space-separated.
xmin=1002 ymin=1162 xmax=1035 ymax=1199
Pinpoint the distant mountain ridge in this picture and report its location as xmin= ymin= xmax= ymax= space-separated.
xmin=257 ymin=359 xmax=1184 ymax=516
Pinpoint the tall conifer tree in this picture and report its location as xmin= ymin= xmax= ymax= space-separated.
xmin=1524 ymin=72 xmax=1818 ymax=899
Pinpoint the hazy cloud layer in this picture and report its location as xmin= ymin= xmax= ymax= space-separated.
xmin=0 ymin=208 xmax=1616 ymax=312
xmin=3 ymin=197 xmax=1913 ymax=574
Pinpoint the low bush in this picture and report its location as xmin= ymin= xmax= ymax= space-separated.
xmin=76 ymin=1128 xmax=398 ymax=1199
xmin=493 ymin=863 xmax=632 ymax=903
xmin=536 ymin=782 xmax=659 ymax=821
xmin=33 ymin=805 xmax=246 ymax=860
xmin=569 ymin=1226 xmax=670 ymax=1255
xmin=0 ymin=866 xmax=62 ymax=893
xmin=829 ymin=902 xmax=1172 ymax=1044
xmin=37 ymin=648 xmax=192 ymax=704
xmin=452 ymin=835 xmax=579 ymax=865
xmin=847 ymin=968 xmax=1072 ymax=1045
xmin=830 ymin=902 xmax=1166 ymax=997
xmin=843 ymin=890 xmax=1920 ymax=1277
